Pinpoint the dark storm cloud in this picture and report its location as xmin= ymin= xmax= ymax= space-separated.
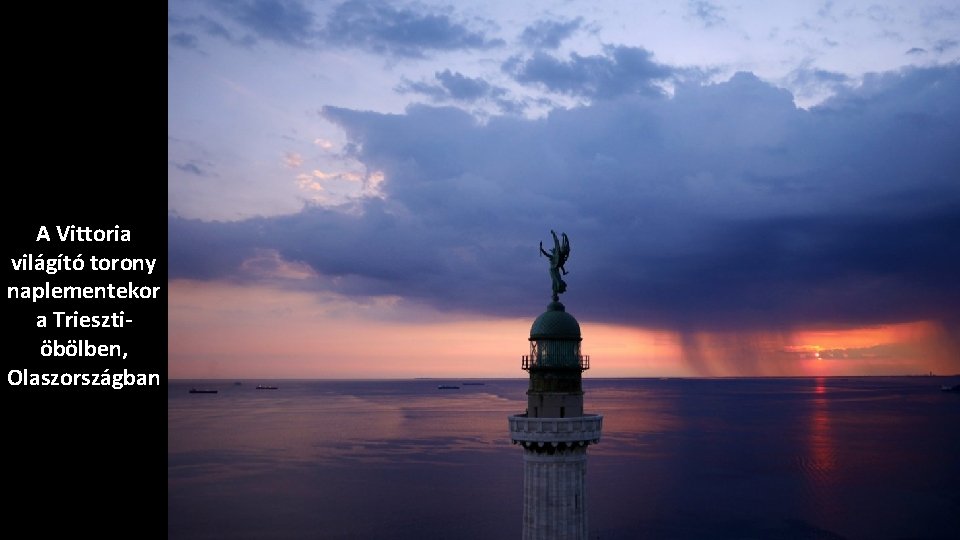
xmin=504 ymin=45 xmax=677 ymax=100
xmin=321 ymin=0 xmax=504 ymax=57
xmin=169 ymin=63 xmax=960 ymax=331
xmin=519 ymin=18 xmax=582 ymax=49
xmin=169 ymin=218 xmax=261 ymax=281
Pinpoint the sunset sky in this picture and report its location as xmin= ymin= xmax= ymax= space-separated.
xmin=168 ymin=0 xmax=960 ymax=378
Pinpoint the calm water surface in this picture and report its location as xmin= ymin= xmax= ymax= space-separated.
xmin=169 ymin=377 xmax=960 ymax=539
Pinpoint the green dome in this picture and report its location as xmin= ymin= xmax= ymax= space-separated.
xmin=530 ymin=301 xmax=582 ymax=340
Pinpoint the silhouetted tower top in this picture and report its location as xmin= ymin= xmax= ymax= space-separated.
xmin=523 ymin=300 xmax=589 ymax=419
xmin=526 ymin=230 xmax=587 ymax=420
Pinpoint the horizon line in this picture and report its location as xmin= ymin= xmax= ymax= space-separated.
xmin=168 ymin=373 xmax=960 ymax=381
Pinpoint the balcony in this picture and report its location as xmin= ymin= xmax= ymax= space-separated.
xmin=507 ymin=413 xmax=603 ymax=445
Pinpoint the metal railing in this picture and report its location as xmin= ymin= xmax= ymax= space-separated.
xmin=521 ymin=354 xmax=589 ymax=370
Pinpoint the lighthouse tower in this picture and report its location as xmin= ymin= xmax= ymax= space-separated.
xmin=509 ymin=231 xmax=602 ymax=540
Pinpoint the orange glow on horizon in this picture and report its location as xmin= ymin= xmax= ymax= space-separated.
xmin=791 ymin=320 xmax=957 ymax=376
xmin=169 ymin=280 xmax=959 ymax=379
xmin=794 ymin=321 xmax=942 ymax=350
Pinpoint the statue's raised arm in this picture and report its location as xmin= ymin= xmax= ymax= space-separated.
xmin=541 ymin=230 xmax=570 ymax=301
xmin=558 ymin=232 xmax=570 ymax=275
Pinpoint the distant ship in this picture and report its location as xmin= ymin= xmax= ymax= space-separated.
xmin=940 ymin=384 xmax=960 ymax=393
xmin=462 ymin=382 xmax=485 ymax=386
xmin=437 ymin=385 xmax=460 ymax=390
xmin=256 ymin=385 xmax=279 ymax=390
xmin=189 ymin=388 xmax=218 ymax=394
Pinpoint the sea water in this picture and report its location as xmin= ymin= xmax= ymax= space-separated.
xmin=168 ymin=377 xmax=960 ymax=539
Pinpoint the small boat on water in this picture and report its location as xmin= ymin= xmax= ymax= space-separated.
xmin=256 ymin=385 xmax=279 ymax=390
xmin=437 ymin=385 xmax=460 ymax=390
xmin=189 ymin=389 xmax=218 ymax=394
xmin=462 ymin=382 xmax=485 ymax=386
xmin=940 ymin=384 xmax=960 ymax=393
